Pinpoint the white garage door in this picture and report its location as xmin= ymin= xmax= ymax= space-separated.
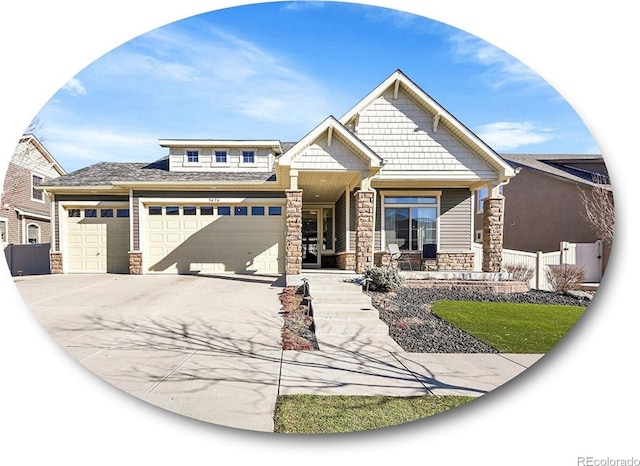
xmin=66 ymin=207 xmax=130 ymax=273
xmin=144 ymin=203 xmax=284 ymax=274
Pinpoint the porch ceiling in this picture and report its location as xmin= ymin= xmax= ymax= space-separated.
xmin=298 ymin=171 xmax=361 ymax=203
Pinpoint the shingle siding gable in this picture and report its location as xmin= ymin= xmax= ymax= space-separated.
xmin=355 ymin=89 xmax=495 ymax=177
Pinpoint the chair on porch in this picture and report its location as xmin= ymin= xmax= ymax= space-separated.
xmin=388 ymin=243 xmax=412 ymax=271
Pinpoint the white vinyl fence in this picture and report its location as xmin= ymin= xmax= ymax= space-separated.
xmin=472 ymin=241 xmax=603 ymax=291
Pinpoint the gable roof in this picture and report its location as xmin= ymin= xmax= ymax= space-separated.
xmin=276 ymin=115 xmax=384 ymax=168
xmin=501 ymin=154 xmax=611 ymax=190
xmin=339 ymin=69 xmax=516 ymax=181
xmin=16 ymin=134 xmax=66 ymax=176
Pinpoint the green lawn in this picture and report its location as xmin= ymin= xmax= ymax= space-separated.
xmin=273 ymin=394 xmax=473 ymax=434
xmin=431 ymin=301 xmax=586 ymax=353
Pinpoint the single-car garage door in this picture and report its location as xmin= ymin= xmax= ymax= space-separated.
xmin=144 ymin=203 xmax=284 ymax=274
xmin=65 ymin=207 xmax=130 ymax=273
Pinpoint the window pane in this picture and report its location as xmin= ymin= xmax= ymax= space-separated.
xmin=200 ymin=206 xmax=214 ymax=216
xmin=242 ymin=151 xmax=255 ymax=163
xmin=323 ymin=208 xmax=334 ymax=250
xmin=0 ymin=221 xmax=6 ymax=242
xmin=235 ymin=206 xmax=248 ymax=216
xmin=215 ymin=151 xmax=227 ymax=163
xmin=183 ymin=206 xmax=196 ymax=216
xmin=117 ymin=209 xmax=130 ymax=218
xmin=149 ymin=206 xmax=162 ymax=215
xmin=68 ymin=209 xmax=81 ymax=218
xmin=27 ymin=224 xmax=39 ymax=244
xmin=166 ymin=206 xmax=179 ymax=215
xmin=268 ymin=206 xmax=282 ymax=216
xmin=84 ymin=209 xmax=97 ymax=218
xmin=385 ymin=208 xmax=409 ymax=250
xmin=411 ymin=207 xmax=437 ymax=251
xmin=385 ymin=196 xmax=436 ymax=204
xmin=100 ymin=209 xmax=113 ymax=218
xmin=186 ymin=150 xmax=199 ymax=163
xmin=251 ymin=206 xmax=265 ymax=216
xmin=218 ymin=206 xmax=231 ymax=216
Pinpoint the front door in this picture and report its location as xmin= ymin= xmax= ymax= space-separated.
xmin=302 ymin=209 xmax=320 ymax=267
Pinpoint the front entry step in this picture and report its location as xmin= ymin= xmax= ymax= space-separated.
xmin=299 ymin=272 xmax=402 ymax=352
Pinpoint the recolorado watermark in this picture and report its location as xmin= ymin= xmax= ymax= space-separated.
xmin=578 ymin=458 xmax=640 ymax=466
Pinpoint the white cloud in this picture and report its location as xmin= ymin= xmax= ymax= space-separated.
xmin=449 ymin=33 xmax=541 ymax=87
xmin=477 ymin=121 xmax=555 ymax=151
xmin=62 ymin=78 xmax=87 ymax=96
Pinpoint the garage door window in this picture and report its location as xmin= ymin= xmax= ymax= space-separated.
xmin=268 ymin=206 xmax=282 ymax=216
xmin=252 ymin=206 xmax=265 ymax=216
xmin=218 ymin=206 xmax=231 ymax=216
xmin=85 ymin=209 xmax=97 ymax=218
xmin=101 ymin=209 xmax=113 ymax=218
xmin=200 ymin=206 xmax=214 ymax=216
xmin=68 ymin=209 xmax=81 ymax=218
xmin=117 ymin=209 xmax=130 ymax=218
xmin=234 ymin=206 xmax=248 ymax=216
xmin=183 ymin=206 xmax=196 ymax=216
xmin=149 ymin=206 xmax=162 ymax=215
xmin=166 ymin=206 xmax=179 ymax=216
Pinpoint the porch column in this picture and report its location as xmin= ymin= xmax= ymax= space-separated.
xmin=482 ymin=195 xmax=505 ymax=272
xmin=285 ymin=189 xmax=303 ymax=275
xmin=354 ymin=189 xmax=374 ymax=273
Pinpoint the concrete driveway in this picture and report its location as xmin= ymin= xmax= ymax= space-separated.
xmin=14 ymin=273 xmax=286 ymax=432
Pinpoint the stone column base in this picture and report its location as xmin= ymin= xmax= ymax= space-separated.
xmin=50 ymin=252 xmax=63 ymax=274
xmin=129 ymin=251 xmax=143 ymax=275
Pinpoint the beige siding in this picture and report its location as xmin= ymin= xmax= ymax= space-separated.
xmin=355 ymin=89 xmax=495 ymax=178
xmin=440 ymin=189 xmax=472 ymax=251
xmin=291 ymin=135 xmax=369 ymax=171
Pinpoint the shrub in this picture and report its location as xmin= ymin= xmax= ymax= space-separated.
xmin=546 ymin=264 xmax=586 ymax=293
xmin=504 ymin=263 xmax=534 ymax=283
xmin=363 ymin=266 xmax=405 ymax=292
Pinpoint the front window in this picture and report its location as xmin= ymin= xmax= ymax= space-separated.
xmin=32 ymin=174 xmax=44 ymax=201
xmin=186 ymin=150 xmax=199 ymax=163
xmin=384 ymin=196 xmax=437 ymax=251
xmin=0 ymin=219 xmax=7 ymax=244
xmin=215 ymin=151 xmax=227 ymax=163
xmin=242 ymin=151 xmax=255 ymax=163
xmin=27 ymin=223 xmax=40 ymax=244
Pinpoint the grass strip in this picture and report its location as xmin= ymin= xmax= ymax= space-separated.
xmin=273 ymin=394 xmax=473 ymax=434
xmin=431 ymin=300 xmax=586 ymax=353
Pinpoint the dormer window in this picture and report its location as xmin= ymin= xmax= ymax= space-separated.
xmin=215 ymin=151 xmax=228 ymax=163
xmin=242 ymin=151 xmax=255 ymax=164
xmin=186 ymin=150 xmax=199 ymax=163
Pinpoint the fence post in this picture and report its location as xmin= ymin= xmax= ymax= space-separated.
xmin=536 ymin=251 xmax=543 ymax=290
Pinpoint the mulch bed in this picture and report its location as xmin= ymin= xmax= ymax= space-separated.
xmin=279 ymin=286 xmax=319 ymax=350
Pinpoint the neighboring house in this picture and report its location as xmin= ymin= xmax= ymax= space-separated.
xmin=42 ymin=70 xmax=516 ymax=277
xmin=1 ymin=134 xmax=66 ymax=249
xmin=473 ymin=154 xmax=612 ymax=272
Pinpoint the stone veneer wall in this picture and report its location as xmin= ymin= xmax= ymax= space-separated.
xmin=285 ymin=190 xmax=303 ymax=275
xmin=50 ymin=252 xmax=63 ymax=274
xmin=336 ymin=252 xmax=356 ymax=270
xmin=354 ymin=190 xmax=375 ymax=273
xmin=436 ymin=252 xmax=475 ymax=271
xmin=129 ymin=252 xmax=143 ymax=275
xmin=482 ymin=196 xmax=505 ymax=272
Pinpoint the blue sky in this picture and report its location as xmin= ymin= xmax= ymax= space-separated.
xmin=34 ymin=1 xmax=598 ymax=173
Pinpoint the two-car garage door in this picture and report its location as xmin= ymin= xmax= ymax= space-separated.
xmin=143 ymin=203 xmax=285 ymax=274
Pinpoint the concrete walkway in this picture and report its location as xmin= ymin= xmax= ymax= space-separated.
xmin=14 ymin=273 xmax=543 ymax=433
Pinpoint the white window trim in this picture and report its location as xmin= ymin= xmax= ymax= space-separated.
xmin=183 ymin=149 xmax=202 ymax=166
xmin=0 ymin=216 xmax=8 ymax=247
xmin=212 ymin=149 xmax=230 ymax=167
xmin=240 ymin=150 xmax=257 ymax=167
xmin=26 ymin=222 xmax=41 ymax=244
xmin=380 ymin=191 xmax=441 ymax=253
xmin=31 ymin=172 xmax=45 ymax=203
